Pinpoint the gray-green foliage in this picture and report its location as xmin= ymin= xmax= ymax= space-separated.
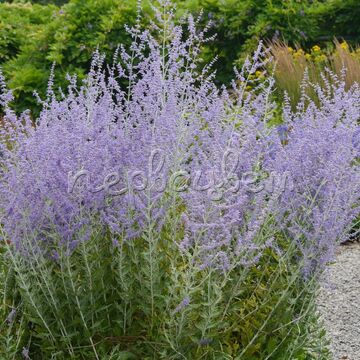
xmin=0 ymin=210 xmax=330 ymax=359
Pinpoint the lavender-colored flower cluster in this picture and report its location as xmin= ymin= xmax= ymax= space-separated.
xmin=0 ymin=10 xmax=358 ymax=274
xmin=266 ymin=81 xmax=360 ymax=272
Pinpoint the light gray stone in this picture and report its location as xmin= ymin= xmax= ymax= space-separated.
xmin=317 ymin=243 xmax=360 ymax=360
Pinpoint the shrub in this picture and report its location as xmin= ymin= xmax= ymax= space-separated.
xmin=0 ymin=2 xmax=358 ymax=358
xmin=178 ymin=0 xmax=320 ymax=84
xmin=2 ymin=0 xmax=139 ymax=114
xmin=0 ymin=2 xmax=56 ymax=63
xmin=313 ymin=0 xmax=360 ymax=43
xmin=3 ymin=0 xmax=360 ymax=115
xmin=0 ymin=0 xmax=352 ymax=115
xmin=0 ymin=222 xmax=330 ymax=359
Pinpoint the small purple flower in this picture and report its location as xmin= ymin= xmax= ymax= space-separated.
xmin=199 ymin=338 xmax=212 ymax=346
xmin=299 ymin=30 xmax=307 ymax=39
xmin=277 ymin=124 xmax=288 ymax=143
xmin=68 ymin=241 xmax=78 ymax=251
xmin=50 ymin=250 xmax=60 ymax=262
xmin=352 ymin=127 xmax=360 ymax=154
xmin=174 ymin=296 xmax=190 ymax=313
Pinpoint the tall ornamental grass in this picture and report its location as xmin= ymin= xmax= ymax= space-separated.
xmin=270 ymin=40 xmax=360 ymax=107
xmin=0 ymin=2 xmax=359 ymax=359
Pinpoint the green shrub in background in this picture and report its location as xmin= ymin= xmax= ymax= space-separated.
xmin=1 ymin=0 xmax=141 ymax=114
xmin=0 ymin=2 xmax=56 ymax=63
xmin=1 ymin=0 xmax=68 ymax=5
xmin=0 ymin=0 xmax=321 ymax=114
xmin=176 ymin=0 xmax=321 ymax=84
xmin=312 ymin=0 xmax=360 ymax=43
xmin=2 ymin=0 xmax=360 ymax=114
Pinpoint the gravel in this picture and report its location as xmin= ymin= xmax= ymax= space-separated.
xmin=317 ymin=242 xmax=360 ymax=360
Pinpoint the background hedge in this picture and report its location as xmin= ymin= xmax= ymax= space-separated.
xmin=1 ymin=0 xmax=360 ymax=113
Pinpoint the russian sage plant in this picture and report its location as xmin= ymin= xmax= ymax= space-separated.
xmin=265 ymin=72 xmax=360 ymax=274
xmin=0 ymin=2 xmax=358 ymax=359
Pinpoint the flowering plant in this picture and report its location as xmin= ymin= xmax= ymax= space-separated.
xmin=0 ymin=2 xmax=358 ymax=358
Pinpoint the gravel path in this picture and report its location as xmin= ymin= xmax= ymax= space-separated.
xmin=317 ymin=242 xmax=360 ymax=360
